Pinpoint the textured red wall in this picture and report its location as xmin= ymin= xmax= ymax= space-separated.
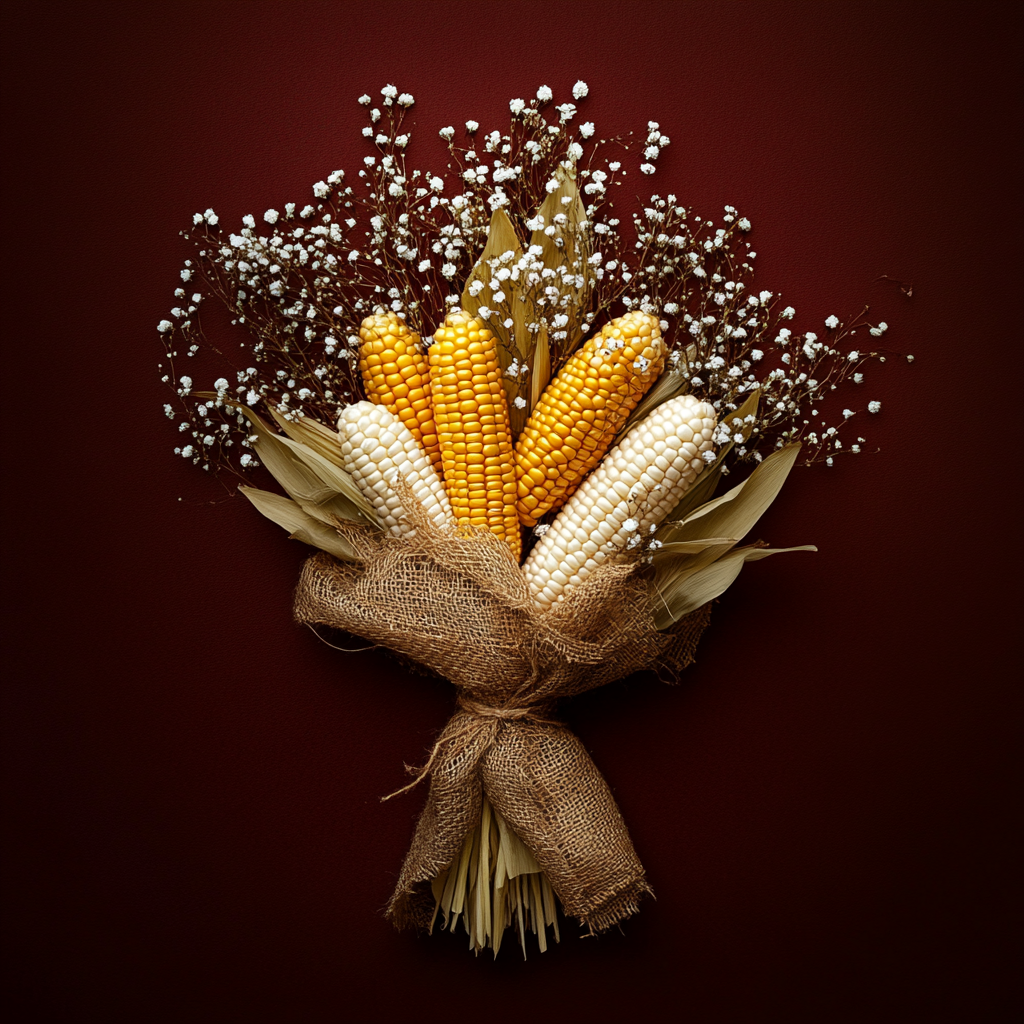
xmin=3 ymin=2 xmax=1021 ymax=1021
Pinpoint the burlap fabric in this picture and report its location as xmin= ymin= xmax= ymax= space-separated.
xmin=293 ymin=505 xmax=711 ymax=933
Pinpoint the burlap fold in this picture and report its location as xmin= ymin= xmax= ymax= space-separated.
xmin=293 ymin=507 xmax=710 ymax=933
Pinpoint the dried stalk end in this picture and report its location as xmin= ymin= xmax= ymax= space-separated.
xmin=429 ymin=795 xmax=561 ymax=957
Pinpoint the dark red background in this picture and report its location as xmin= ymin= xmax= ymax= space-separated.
xmin=3 ymin=2 xmax=1021 ymax=1021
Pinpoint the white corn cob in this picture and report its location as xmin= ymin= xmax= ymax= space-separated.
xmin=337 ymin=401 xmax=453 ymax=538
xmin=523 ymin=394 xmax=717 ymax=610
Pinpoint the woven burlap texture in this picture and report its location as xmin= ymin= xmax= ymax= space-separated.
xmin=292 ymin=506 xmax=710 ymax=933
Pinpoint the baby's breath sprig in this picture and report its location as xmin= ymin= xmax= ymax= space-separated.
xmin=157 ymin=81 xmax=903 ymax=481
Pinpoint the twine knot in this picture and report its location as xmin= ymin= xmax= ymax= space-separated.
xmin=456 ymin=697 xmax=561 ymax=725
xmin=381 ymin=695 xmax=562 ymax=802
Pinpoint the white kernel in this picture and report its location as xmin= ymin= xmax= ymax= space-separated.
xmin=563 ymin=551 xmax=583 ymax=572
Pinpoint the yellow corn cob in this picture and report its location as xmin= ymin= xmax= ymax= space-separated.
xmin=427 ymin=312 xmax=521 ymax=561
xmin=358 ymin=312 xmax=441 ymax=472
xmin=523 ymin=394 xmax=717 ymax=610
xmin=337 ymin=401 xmax=453 ymax=539
xmin=514 ymin=310 xmax=666 ymax=527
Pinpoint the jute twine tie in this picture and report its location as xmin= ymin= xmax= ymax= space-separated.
xmin=382 ymin=696 xmax=563 ymax=802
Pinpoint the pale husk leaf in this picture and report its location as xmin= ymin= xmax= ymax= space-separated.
xmin=266 ymin=407 xmax=345 ymax=469
xmin=651 ymin=537 xmax=742 ymax=558
xmin=670 ymin=443 xmax=800 ymax=540
xmin=649 ymin=444 xmax=806 ymax=623
xmin=239 ymin=486 xmax=362 ymax=561
xmin=652 ymin=543 xmax=817 ymax=629
xmin=659 ymin=440 xmax=796 ymax=548
xmin=527 ymin=326 xmax=552 ymax=426
xmin=237 ymin=403 xmax=380 ymax=527
xmin=461 ymin=208 xmax=534 ymax=430
xmin=528 ymin=162 xmax=591 ymax=359
xmin=461 ymin=208 xmax=527 ymax=352
xmin=720 ymin=387 xmax=762 ymax=436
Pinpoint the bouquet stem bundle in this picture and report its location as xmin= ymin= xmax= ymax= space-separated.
xmin=430 ymin=796 xmax=560 ymax=956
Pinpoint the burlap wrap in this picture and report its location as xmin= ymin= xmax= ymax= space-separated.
xmin=292 ymin=505 xmax=710 ymax=933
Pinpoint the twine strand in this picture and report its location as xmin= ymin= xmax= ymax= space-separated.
xmin=380 ymin=698 xmax=561 ymax=802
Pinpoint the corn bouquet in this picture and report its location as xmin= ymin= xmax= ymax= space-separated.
xmin=162 ymin=82 xmax=896 ymax=959
xmin=242 ymin=297 xmax=809 ymax=957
